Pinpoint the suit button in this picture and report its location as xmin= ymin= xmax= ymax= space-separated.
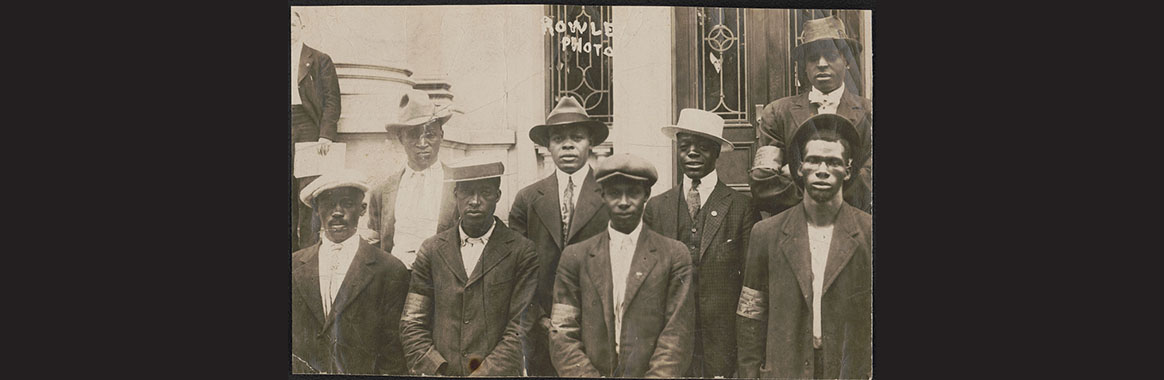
xmin=464 ymin=320 xmax=470 ymax=324
xmin=805 ymin=360 xmax=810 ymax=367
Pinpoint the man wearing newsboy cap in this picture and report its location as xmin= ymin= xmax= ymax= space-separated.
xmin=550 ymin=154 xmax=695 ymax=378
xmin=365 ymin=90 xmax=459 ymax=270
xmin=642 ymin=109 xmax=760 ymax=378
xmin=291 ymin=169 xmax=410 ymax=375
xmin=400 ymin=157 xmax=539 ymax=376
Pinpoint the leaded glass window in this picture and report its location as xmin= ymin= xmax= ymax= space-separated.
xmin=547 ymin=5 xmax=613 ymax=126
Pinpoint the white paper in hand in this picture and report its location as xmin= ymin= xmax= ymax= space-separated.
xmin=294 ymin=142 xmax=346 ymax=178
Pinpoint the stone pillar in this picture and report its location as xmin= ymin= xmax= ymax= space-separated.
xmin=613 ymin=6 xmax=674 ymax=197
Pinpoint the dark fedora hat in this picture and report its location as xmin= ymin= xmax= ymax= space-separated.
xmin=788 ymin=113 xmax=862 ymax=185
xmin=529 ymin=96 xmax=609 ymax=147
xmin=791 ymin=16 xmax=862 ymax=62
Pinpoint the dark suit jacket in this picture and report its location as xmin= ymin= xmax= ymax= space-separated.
xmin=400 ymin=218 xmax=539 ymax=376
xmin=366 ymin=166 xmax=458 ymax=253
xmin=736 ymin=203 xmax=872 ymax=379
xmin=291 ymin=239 xmax=410 ymax=375
xmin=750 ymin=90 xmax=873 ymax=214
xmin=294 ymin=44 xmax=341 ymax=142
xmin=550 ymin=226 xmax=695 ymax=378
xmin=642 ymin=180 xmax=759 ymax=377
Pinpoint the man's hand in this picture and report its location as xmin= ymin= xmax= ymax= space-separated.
xmin=779 ymin=163 xmax=791 ymax=176
xmin=317 ymin=138 xmax=332 ymax=155
xmin=541 ymin=316 xmax=552 ymax=332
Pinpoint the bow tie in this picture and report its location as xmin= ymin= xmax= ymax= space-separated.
xmin=808 ymin=91 xmax=836 ymax=108
xmin=463 ymin=237 xmax=485 ymax=248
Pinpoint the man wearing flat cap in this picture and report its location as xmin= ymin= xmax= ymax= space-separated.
xmin=401 ymin=157 xmax=539 ymax=376
xmin=642 ymin=109 xmax=760 ymax=378
xmin=737 ymin=114 xmax=872 ymax=379
xmin=291 ymin=10 xmax=342 ymax=251
xmin=550 ymin=153 xmax=695 ymax=378
xmin=291 ymin=169 xmax=410 ymax=375
xmin=750 ymin=15 xmax=873 ymax=216
xmin=508 ymin=96 xmax=611 ymax=376
xmin=365 ymin=90 xmax=459 ymax=270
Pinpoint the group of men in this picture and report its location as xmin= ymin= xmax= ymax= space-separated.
xmin=290 ymin=14 xmax=872 ymax=379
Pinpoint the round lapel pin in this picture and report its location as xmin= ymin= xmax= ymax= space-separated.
xmin=711 ymin=210 xmax=718 ymax=217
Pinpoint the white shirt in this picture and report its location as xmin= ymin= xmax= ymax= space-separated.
xmin=318 ymin=233 xmax=360 ymax=317
xmin=807 ymin=223 xmax=835 ymax=349
xmin=608 ymin=221 xmax=642 ymax=353
xmin=392 ymin=164 xmax=445 ymax=269
xmin=682 ymin=170 xmax=718 ymax=208
xmin=555 ymin=165 xmax=591 ymax=215
xmin=808 ymin=82 xmax=845 ymax=115
xmin=291 ymin=41 xmax=303 ymax=105
xmin=458 ymin=220 xmax=496 ymax=276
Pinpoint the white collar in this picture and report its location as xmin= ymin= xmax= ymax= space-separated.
xmin=608 ymin=220 xmax=643 ymax=247
xmin=320 ymin=232 xmax=359 ymax=253
xmin=555 ymin=165 xmax=591 ymax=188
xmin=404 ymin=162 xmax=443 ymax=178
xmin=683 ymin=170 xmax=717 ymax=194
xmin=809 ymin=82 xmax=845 ymax=103
xmin=459 ymin=218 xmax=497 ymax=245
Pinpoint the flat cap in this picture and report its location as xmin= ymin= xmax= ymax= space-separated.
xmin=443 ymin=155 xmax=506 ymax=183
xmin=594 ymin=153 xmax=658 ymax=186
xmin=299 ymin=168 xmax=369 ymax=207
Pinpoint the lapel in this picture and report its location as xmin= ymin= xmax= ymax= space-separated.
xmin=380 ymin=168 xmax=405 ymax=234
xmin=293 ymin=244 xmax=326 ymax=326
xmin=567 ymin=170 xmax=604 ymax=244
xmin=321 ymin=240 xmax=379 ymax=333
xmin=297 ymin=44 xmax=313 ymax=84
xmin=697 ymin=182 xmax=734 ymax=260
xmin=586 ymin=231 xmax=615 ymax=343
xmin=780 ymin=206 xmax=814 ymax=301
xmin=788 ymin=92 xmax=815 ymax=129
xmin=836 ymin=90 xmax=870 ymax=128
xmin=533 ymin=174 xmax=564 ymax=249
xmin=657 ymin=189 xmax=679 ymax=238
xmin=821 ymin=205 xmax=861 ymax=295
xmin=437 ymin=164 xmax=459 ymax=232
xmin=465 ymin=219 xmax=516 ymax=288
xmin=621 ymin=228 xmax=659 ymax=316
xmin=433 ymin=229 xmax=469 ymax=284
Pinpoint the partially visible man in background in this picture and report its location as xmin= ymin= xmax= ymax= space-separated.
xmin=291 ymin=10 xmax=342 ymax=251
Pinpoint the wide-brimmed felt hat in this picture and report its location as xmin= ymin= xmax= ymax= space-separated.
xmin=443 ymin=155 xmax=506 ymax=183
xmin=594 ymin=153 xmax=658 ymax=187
xmin=385 ymin=89 xmax=453 ymax=132
xmin=299 ymin=168 xmax=369 ymax=207
xmin=788 ymin=113 xmax=861 ymax=184
xmin=791 ymin=16 xmax=862 ymax=62
xmin=529 ymin=96 xmax=609 ymax=147
xmin=660 ymin=108 xmax=734 ymax=153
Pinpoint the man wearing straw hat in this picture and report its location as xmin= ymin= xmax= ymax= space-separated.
xmin=750 ymin=15 xmax=873 ymax=216
xmin=737 ymin=114 xmax=872 ymax=379
xmin=365 ymin=90 xmax=459 ymax=270
xmin=509 ymin=96 xmax=611 ymax=376
xmin=642 ymin=108 xmax=760 ymax=378
xmin=291 ymin=169 xmax=411 ymax=375
xmin=401 ymin=157 xmax=539 ymax=376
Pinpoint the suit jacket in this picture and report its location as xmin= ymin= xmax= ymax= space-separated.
xmin=736 ymin=203 xmax=872 ymax=379
xmin=550 ymin=226 xmax=695 ymax=378
xmin=400 ymin=218 xmax=539 ymax=376
xmin=291 ymin=239 xmax=410 ymax=375
xmin=642 ymin=180 xmax=759 ymax=377
xmin=750 ymin=90 xmax=873 ymax=214
xmin=365 ymin=166 xmax=458 ymax=253
xmin=293 ymin=44 xmax=341 ymax=143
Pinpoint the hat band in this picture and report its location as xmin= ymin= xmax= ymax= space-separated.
xmin=544 ymin=112 xmax=595 ymax=126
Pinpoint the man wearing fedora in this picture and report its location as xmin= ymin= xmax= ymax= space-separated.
xmin=291 ymin=10 xmax=342 ymax=251
xmin=750 ymin=15 xmax=873 ymax=217
xmin=737 ymin=114 xmax=872 ymax=379
xmin=291 ymin=169 xmax=411 ymax=375
xmin=550 ymin=153 xmax=695 ymax=378
xmin=642 ymin=108 xmax=759 ymax=378
xmin=365 ymin=90 xmax=459 ymax=270
xmin=401 ymin=157 xmax=539 ymax=376
xmin=508 ymin=96 xmax=611 ymax=376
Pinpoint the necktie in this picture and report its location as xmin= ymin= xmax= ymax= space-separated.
xmin=686 ymin=178 xmax=701 ymax=218
xmin=324 ymin=243 xmax=343 ymax=316
xmin=562 ymin=176 xmax=575 ymax=241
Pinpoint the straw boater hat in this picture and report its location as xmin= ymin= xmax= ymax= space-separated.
xmin=788 ymin=113 xmax=861 ymax=185
xmin=385 ymin=89 xmax=453 ymax=132
xmin=299 ymin=168 xmax=370 ymax=207
xmin=594 ymin=153 xmax=658 ymax=187
xmin=791 ymin=16 xmax=862 ymax=62
xmin=529 ymin=96 xmax=609 ymax=147
xmin=660 ymin=108 xmax=734 ymax=153
xmin=443 ymin=155 xmax=506 ymax=183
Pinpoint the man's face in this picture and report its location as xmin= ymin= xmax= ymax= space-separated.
xmin=291 ymin=13 xmax=303 ymax=44
xmin=799 ymin=139 xmax=851 ymax=203
xmin=399 ymin=123 xmax=443 ymax=171
xmin=455 ymin=179 xmax=500 ymax=227
xmin=676 ymin=132 xmax=721 ymax=180
xmin=547 ymin=125 xmax=593 ymax=174
xmin=601 ymin=178 xmax=649 ymax=234
xmin=315 ymin=187 xmax=367 ymax=243
xmin=804 ymin=42 xmax=848 ymax=93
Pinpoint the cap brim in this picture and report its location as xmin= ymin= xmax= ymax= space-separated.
xmin=443 ymin=173 xmax=506 ymax=183
xmin=385 ymin=112 xmax=452 ymax=131
xmin=791 ymin=38 xmax=862 ymax=60
xmin=595 ymin=172 xmax=656 ymax=186
xmin=299 ymin=181 xmax=370 ymax=207
xmin=529 ymin=120 xmax=609 ymax=146
xmin=660 ymin=126 xmax=734 ymax=152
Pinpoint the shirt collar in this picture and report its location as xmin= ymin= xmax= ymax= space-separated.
xmin=460 ymin=218 xmax=497 ymax=245
xmin=809 ymin=82 xmax=845 ymax=103
xmin=556 ymin=165 xmax=591 ymax=189
xmin=320 ymin=232 xmax=359 ymax=254
xmin=608 ymin=220 xmax=643 ymax=248
xmin=683 ymin=170 xmax=717 ymax=194
xmin=404 ymin=162 xmax=443 ymax=178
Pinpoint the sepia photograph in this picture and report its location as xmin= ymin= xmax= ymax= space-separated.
xmin=290 ymin=3 xmax=872 ymax=378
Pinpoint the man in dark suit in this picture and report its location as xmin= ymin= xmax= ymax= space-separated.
xmin=401 ymin=158 xmax=539 ymax=376
xmin=737 ymin=114 xmax=872 ymax=379
xmin=365 ymin=90 xmax=458 ymax=270
xmin=550 ymin=154 xmax=695 ymax=378
xmin=291 ymin=10 xmax=342 ymax=251
xmin=291 ymin=169 xmax=410 ymax=375
xmin=643 ymin=109 xmax=759 ymax=378
xmin=508 ymin=96 xmax=610 ymax=376
xmin=750 ymin=16 xmax=872 ymax=216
